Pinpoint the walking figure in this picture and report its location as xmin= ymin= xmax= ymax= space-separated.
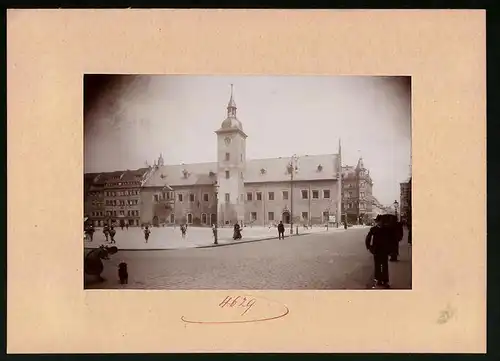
xmin=109 ymin=226 xmax=116 ymax=244
xmin=103 ymin=224 xmax=110 ymax=242
xmin=212 ymin=224 xmax=218 ymax=244
xmin=144 ymin=226 xmax=151 ymax=243
xmin=180 ymin=224 xmax=187 ymax=239
xmin=233 ymin=223 xmax=242 ymax=240
xmin=126 ymin=222 xmax=129 ymax=231
xmin=365 ymin=215 xmax=392 ymax=289
xmin=277 ymin=221 xmax=285 ymax=240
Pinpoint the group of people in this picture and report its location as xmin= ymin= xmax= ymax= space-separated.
xmin=365 ymin=214 xmax=410 ymax=289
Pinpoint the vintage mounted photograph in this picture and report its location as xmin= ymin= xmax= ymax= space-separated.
xmin=84 ymin=75 xmax=412 ymax=290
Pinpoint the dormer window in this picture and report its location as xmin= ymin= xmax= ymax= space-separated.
xmin=260 ymin=168 xmax=266 ymax=175
xmin=317 ymin=164 xmax=323 ymax=172
xmin=209 ymin=171 xmax=216 ymax=177
xmin=182 ymin=169 xmax=189 ymax=179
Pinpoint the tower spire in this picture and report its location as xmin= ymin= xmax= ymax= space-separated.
xmin=227 ymin=84 xmax=237 ymax=117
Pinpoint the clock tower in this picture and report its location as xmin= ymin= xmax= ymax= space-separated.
xmin=215 ymin=84 xmax=247 ymax=226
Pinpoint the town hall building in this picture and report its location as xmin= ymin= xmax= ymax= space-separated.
xmin=139 ymin=85 xmax=343 ymax=227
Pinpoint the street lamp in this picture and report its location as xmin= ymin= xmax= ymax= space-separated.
xmin=287 ymin=154 xmax=299 ymax=235
xmin=393 ymin=200 xmax=399 ymax=220
xmin=213 ymin=181 xmax=220 ymax=244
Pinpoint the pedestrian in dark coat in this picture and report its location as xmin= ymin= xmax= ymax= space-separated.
xmin=103 ymin=225 xmax=110 ymax=242
xmin=277 ymin=221 xmax=285 ymax=239
xmin=109 ymin=226 xmax=116 ymax=244
xmin=365 ymin=216 xmax=392 ymax=288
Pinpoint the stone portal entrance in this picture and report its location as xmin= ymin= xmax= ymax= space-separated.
xmin=282 ymin=211 xmax=291 ymax=224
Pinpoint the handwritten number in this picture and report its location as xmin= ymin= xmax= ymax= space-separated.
xmin=219 ymin=295 xmax=257 ymax=316
xmin=241 ymin=299 xmax=256 ymax=316
xmin=219 ymin=296 xmax=231 ymax=308
xmin=231 ymin=296 xmax=241 ymax=307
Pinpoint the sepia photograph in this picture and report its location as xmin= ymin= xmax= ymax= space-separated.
xmin=83 ymin=75 xmax=412 ymax=290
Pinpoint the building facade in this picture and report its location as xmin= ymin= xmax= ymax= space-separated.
xmin=84 ymin=86 xmax=344 ymax=227
xmin=341 ymin=158 xmax=374 ymax=224
xmin=400 ymin=178 xmax=412 ymax=222
xmin=84 ymin=168 xmax=153 ymax=227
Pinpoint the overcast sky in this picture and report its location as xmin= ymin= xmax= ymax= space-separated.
xmin=84 ymin=75 xmax=411 ymax=206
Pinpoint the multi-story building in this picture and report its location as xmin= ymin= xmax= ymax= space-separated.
xmin=400 ymin=177 xmax=412 ymax=222
xmin=84 ymin=168 xmax=153 ymax=227
xmin=341 ymin=159 xmax=374 ymax=224
xmin=141 ymin=86 xmax=343 ymax=227
xmin=85 ymin=172 xmax=106 ymax=226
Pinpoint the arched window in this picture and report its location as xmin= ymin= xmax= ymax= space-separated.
xmin=187 ymin=213 xmax=193 ymax=224
xmin=201 ymin=213 xmax=207 ymax=225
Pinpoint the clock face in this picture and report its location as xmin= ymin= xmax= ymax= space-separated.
xmin=224 ymin=137 xmax=232 ymax=146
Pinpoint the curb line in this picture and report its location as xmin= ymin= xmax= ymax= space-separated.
xmin=83 ymin=228 xmax=355 ymax=252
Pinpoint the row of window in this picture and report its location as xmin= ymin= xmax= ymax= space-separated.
xmin=175 ymin=193 xmax=211 ymax=203
xmin=104 ymin=181 xmax=141 ymax=188
xmin=344 ymin=181 xmax=369 ymax=189
xmin=106 ymin=199 xmax=139 ymax=206
xmin=344 ymin=192 xmax=366 ymax=199
xmin=154 ymin=192 xmax=175 ymax=202
xmin=244 ymin=189 xmax=331 ymax=202
xmin=102 ymin=210 xmax=140 ymax=217
xmin=249 ymin=211 xmax=330 ymax=222
xmin=104 ymin=190 xmax=139 ymax=197
xmin=343 ymin=202 xmax=367 ymax=210
xmin=91 ymin=219 xmax=141 ymax=227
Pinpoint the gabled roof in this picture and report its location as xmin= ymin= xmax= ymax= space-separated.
xmin=143 ymin=154 xmax=340 ymax=187
xmin=84 ymin=168 xmax=151 ymax=189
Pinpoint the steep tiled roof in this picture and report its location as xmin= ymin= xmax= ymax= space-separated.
xmin=144 ymin=162 xmax=218 ymax=187
xmin=245 ymin=154 xmax=340 ymax=183
xmin=84 ymin=168 xmax=151 ymax=189
xmin=144 ymin=154 xmax=340 ymax=187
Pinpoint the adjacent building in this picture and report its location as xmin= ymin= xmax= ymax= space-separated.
xmin=84 ymin=168 xmax=154 ymax=227
xmin=341 ymin=158 xmax=374 ymax=224
xmin=400 ymin=177 xmax=412 ymax=222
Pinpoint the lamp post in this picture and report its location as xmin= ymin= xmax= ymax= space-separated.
xmin=213 ymin=181 xmax=220 ymax=244
xmin=288 ymin=154 xmax=299 ymax=235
